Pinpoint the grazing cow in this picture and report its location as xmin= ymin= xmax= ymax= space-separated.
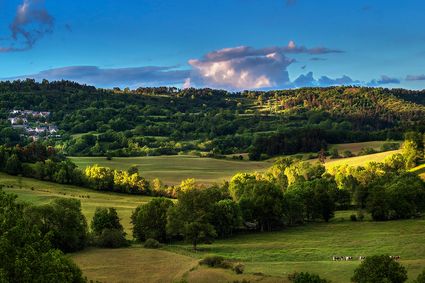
xmin=359 ymin=256 xmax=366 ymax=260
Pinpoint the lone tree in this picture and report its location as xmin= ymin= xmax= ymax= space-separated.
xmin=131 ymin=197 xmax=174 ymax=242
xmin=351 ymin=255 xmax=407 ymax=283
xmin=91 ymin=207 xmax=127 ymax=248
xmin=166 ymin=187 xmax=225 ymax=250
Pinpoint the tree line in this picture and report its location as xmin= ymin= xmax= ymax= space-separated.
xmin=130 ymin=133 xmax=425 ymax=250
xmin=1 ymin=80 xmax=424 ymax=159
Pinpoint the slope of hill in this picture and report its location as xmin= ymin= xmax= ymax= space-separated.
xmin=0 ymin=81 xmax=424 ymax=158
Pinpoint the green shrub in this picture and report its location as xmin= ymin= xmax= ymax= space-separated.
xmin=359 ymin=147 xmax=377 ymax=156
xmin=233 ymin=263 xmax=245 ymax=274
xmin=199 ymin=255 xmax=225 ymax=267
xmin=199 ymin=255 xmax=233 ymax=269
xmin=288 ymin=272 xmax=330 ymax=283
xmin=144 ymin=238 xmax=161 ymax=249
xmin=96 ymin=228 xmax=128 ymax=248
xmin=351 ymin=255 xmax=407 ymax=283
xmin=342 ymin=150 xmax=354 ymax=158
xmin=414 ymin=269 xmax=425 ymax=283
xmin=357 ymin=210 xmax=365 ymax=221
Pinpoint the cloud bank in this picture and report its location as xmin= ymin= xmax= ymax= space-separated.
xmin=187 ymin=41 xmax=342 ymax=89
xmin=406 ymin=74 xmax=425 ymax=81
xmin=3 ymin=41 xmax=407 ymax=90
xmin=9 ymin=66 xmax=190 ymax=88
xmin=1 ymin=0 xmax=54 ymax=52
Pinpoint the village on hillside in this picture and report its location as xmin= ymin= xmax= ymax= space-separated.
xmin=8 ymin=110 xmax=60 ymax=140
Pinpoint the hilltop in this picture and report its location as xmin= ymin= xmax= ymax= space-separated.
xmin=0 ymin=80 xmax=424 ymax=159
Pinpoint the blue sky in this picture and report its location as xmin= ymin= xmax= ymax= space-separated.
xmin=0 ymin=0 xmax=424 ymax=90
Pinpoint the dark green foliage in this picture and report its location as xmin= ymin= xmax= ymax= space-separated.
xmin=183 ymin=221 xmax=217 ymax=250
xmin=143 ymin=238 xmax=161 ymax=249
xmin=199 ymin=255 xmax=234 ymax=270
xmin=211 ymin=199 xmax=242 ymax=237
xmin=91 ymin=207 xmax=124 ymax=235
xmin=351 ymin=255 xmax=407 ymax=283
xmin=287 ymin=178 xmax=337 ymax=222
xmin=131 ymin=198 xmax=174 ymax=242
xmin=199 ymin=255 xmax=226 ymax=267
xmin=91 ymin=207 xmax=127 ymax=248
xmin=0 ymin=81 xmax=422 ymax=158
xmin=289 ymin=272 xmax=330 ymax=283
xmin=229 ymin=174 xmax=285 ymax=231
xmin=238 ymin=180 xmax=285 ymax=231
xmin=25 ymin=198 xmax=88 ymax=253
xmin=166 ymin=187 xmax=226 ymax=249
xmin=96 ymin=228 xmax=128 ymax=248
xmin=5 ymin=154 xmax=21 ymax=175
xmin=414 ymin=269 xmax=425 ymax=283
xmin=0 ymin=190 xmax=86 ymax=282
xmin=366 ymin=173 xmax=425 ymax=221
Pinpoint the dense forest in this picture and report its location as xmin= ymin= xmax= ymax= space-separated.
xmin=1 ymin=79 xmax=424 ymax=159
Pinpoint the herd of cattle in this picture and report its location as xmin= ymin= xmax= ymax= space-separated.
xmin=332 ymin=256 xmax=400 ymax=261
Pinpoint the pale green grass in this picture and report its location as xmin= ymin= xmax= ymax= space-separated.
xmin=2 ymin=173 xmax=424 ymax=282
xmin=71 ymin=247 xmax=287 ymax=283
xmin=70 ymin=155 xmax=271 ymax=185
xmin=71 ymin=247 xmax=197 ymax=283
xmin=167 ymin=214 xmax=425 ymax=283
xmin=0 ymin=173 xmax=152 ymax=235
xmin=322 ymin=150 xmax=401 ymax=170
xmin=411 ymin=163 xmax=425 ymax=180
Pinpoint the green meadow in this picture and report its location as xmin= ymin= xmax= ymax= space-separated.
xmin=70 ymin=212 xmax=425 ymax=283
xmin=2 ymin=146 xmax=424 ymax=283
xmin=70 ymin=155 xmax=271 ymax=185
xmin=0 ymin=172 xmax=152 ymax=234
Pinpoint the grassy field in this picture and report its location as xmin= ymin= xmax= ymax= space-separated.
xmin=0 ymin=172 xmax=152 ymax=234
xmin=70 ymin=155 xmax=271 ymax=185
xmin=70 ymin=212 xmax=425 ymax=283
xmin=2 ymin=162 xmax=425 ymax=282
xmin=330 ymin=140 xmax=400 ymax=155
xmin=411 ymin=163 xmax=425 ymax=180
xmin=321 ymin=150 xmax=401 ymax=170
xmin=165 ymin=212 xmax=425 ymax=283
xmin=71 ymin=247 xmax=285 ymax=283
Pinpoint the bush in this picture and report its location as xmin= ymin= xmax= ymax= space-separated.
xmin=351 ymin=255 xmax=407 ymax=283
xmin=199 ymin=255 xmax=233 ymax=269
xmin=144 ymin=238 xmax=161 ymax=249
xmin=342 ymin=150 xmax=354 ymax=158
xmin=359 ymin=147 xmax=377 ymax=156
xmin=96 ymin=228 xmax=128 ymax=248
xmin=288 ymin=272 xmax=330 ymax=283
xmin=199 ymin=255 xmax=225 ymax=267
xmin=233 ymin=263 xmax=245 ymax=274
xmin=357 ymin=210 xmax=365 ymax=221
xmin=414 ymin=269 xmax=425 ymax=283
xmin=350 ymin=214 xmax=357 ymax=221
